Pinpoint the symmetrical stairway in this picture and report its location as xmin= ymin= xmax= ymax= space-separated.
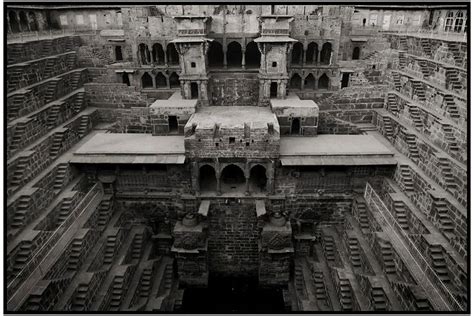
xmin=10 ymin=155 xmax=29 ymax=187
xmin=46 ymin=104 xmax=61 ymax=129
xmin=11 ymin=242 xmax=33 ymax=276
xmin=355 ymin=198 xmax=369 ymax=230
xmin=411 ymin=81 xmax=426 ymax=101
xmin=405 ymin=134 xmax=420 ymax=160
xmin=104 ymin=235 xmax=117 ymax=265
xmin=420 ymin=39 xmax=432 ymax=57
xmin=132 ymin=233 xmax=144 ymax=260
xmin=429 ymin=245 xmax=450 ymax=283
xmin=97 ymin=198 xmax=112 ymax=229
xmin=398 ymin=52 xmax=407 ymax=68
xmin=74 ymin=91 xmax=85 ymax=113
xmin=347 ymin=238 xmax=361 ymax=268
xmin=8 ymin=95 xmax=24 ymax=121
xmin=387 ymin=93 xmax=398 ymax=114
xmin=392 ymin=72 xmax=402 ymax=91
xmin=10 ymin=196 xmax=31 ymax=229
xmin=380 ymin=242 xmax=396 ymax=274
xmin=50 ymin=130 xmax=66 ymax=157
xmin=432 ymin=199 xmax=455 ymax=233
xmin=339 ymin=279 xmax=353 ymax=311
xmin=57 ymin=197 xmax=73 ymax=227
xmin=441 ymin=125 xmax=460 ymax=152
xmin=109 ymin=275 xmax=124 ymax=310
xmin=9 ymin=121 xmax=28 ymax=152
xmin=418 ymin=59 xmax=430 ymax=77
xmin=71 ymin=284 xmax=88 ymax=311
xmin=323 ymin=236 xmax=336 ymax=263
xmin=382 ymin=117 xmax=394 ymax=138
xmin=399 ymin=37 xmax=408 ymax=51
xmin=445 ymin=68 xmax=463 ymax=90
xmin=444 ymin=95 xmax=460 ymax=119
xmin=139 ymin=267 xmax=153 ymax=298
xmin=68 ymin=239 xmax=82 ymax=271
xmin=371 ymin=287 xmax=388 ymax=310
xmin=78 ymin=116 xmax=90 ymax=138
xmin=393 ymin=201 xmax=409 ymax=230
xmin=407 ymin=105 xmax=423 ymax=129
xmin=53 ymin=164 xmax=68 ymax=191
xmin=399 ymin=165 xmax=414 ymax=192
xmin=437 ymin=157 xmax=457 ymax=190
xmin=311 ymin=270 xmax=328 ymax=304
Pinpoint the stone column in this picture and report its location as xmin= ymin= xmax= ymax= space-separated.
xmin=241 ymin=49 xmax=246 ymax=69
xmin=166 ymin=75 xmax=171 ymax=89
xmin=215 ymin=160 xmax=221 ymax=195
xmin=301 ymin=75 xmax=305 ymax=91
xmin=302 ymin=48 xmax=307 ymax=67
xmin=200 ymin=80 xmax=209 ymax=106
xmin=16 ymin=12 xmax=22 ymax=32
xmin=192 ymin=162 xmax=200 ymax=193
xmin=151 ymin=75 xmax=156 ymax=89
xmin=223 ymin=48 xmax=228 ymax=69
xmin=164 ymin=46 xmax=168 ymax=67
xmin=7 ymin=15 xmax=11 ymax=33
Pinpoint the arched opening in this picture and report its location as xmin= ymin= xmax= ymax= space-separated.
xmin=290 ymin=74 xmax=302 ymax=89
xmin=208 ymin=41 xmax=224 ymax=67
xmin=220 ymin=165 xmax=246 ymax=193
xmin=362 ymin=18 xmax=367 ymax=27
xmin=19 ymin=11 xmax=29 ymax=31
xmin=115 ymin=46 xmax=123 ymax=61
xmin=199 ymin=165 xmax=217 ymax=192
xmin=320 ymin=43 xmax=332 ymax=65
xmin=306 ymin=42 xmax=318 ymax=64
xmin=304 ymin=74 xmax=315 ymax=90
xmin=138 ymin=44 xmax=149 ymax=65
xmin=318 ymin=74 xmax=329 ymax=90
xmin=152 ymin=43 xmax=165 ymax=64
xmin=291 ymin=118 xmax=300 ymax=135
xmin=249 ymin=165 xmax=267 ymax=193
xmin=141 ymin=72 xmax=153 ymax=89
xmin=190 ymin=82 xmax=199 ymax=99
xmin=122 ymin=72 xmax=130 ymax=86
xmin=28 ymin=12 xmax=38 ymax=31
xmin=445 ymin=11 xmax=454 ymax=32
xmin=167 ymin=43 xmax=179 ymax=65
xmin=245 ymin=41 xmax=261 ymax=68
xmin=168 ymin=116 xmax=178 ymax=134
xmin=291 ymin=42 xmax=304 ymax=65
xmin=9 ymin=11 xmax=20 ymax=33
xmin=352 ymin=46 xmax=360 ymax=60
xmin=169 ymin=72 xmax=180 ymax=88
xmin=227 ymin=41 xmax=242 ymax=67
xmin=270 ymin=82 xmax=278 ymax=98
xmin=454 ymin=11 xmax=464 ymax=32
xmin=156 ymin=73 xmax=167 ymax=88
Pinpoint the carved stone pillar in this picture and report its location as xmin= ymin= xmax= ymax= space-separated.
xmin=259 ymin=212 xmax=294 ymax=287
xmin=172 ymin=213 xmax=209 ymax=287
xmin=241 ymin=49 xmax=246 ymax=69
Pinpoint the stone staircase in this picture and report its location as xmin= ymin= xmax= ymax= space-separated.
xmin=97 ymin=197 xmax=113 ymax=229
xmin=323 ymin=235 xmax=336 ymax=263
xmin=71 ymin=283 xmax=88 ymax=311
xmin=24 ymin=293 xmax=43 ymax=311
xmin=68 ymin=239 xmax=82 ymax=271
xmin=407 ymin=104 xmax=423 ymax=129
xmin=429 ymin=245 xmax=450 ymax=284
xmin=382 ymin=117 xmax=394 ymax=138
xmin=355 ymin=198 xmax=369 ymax=230
xmin=441 ymin=125 xmax=460 ymax=152
xmin=10 ymin=195 xmax=31 ymax=229
xmin=362 ymin=51 xmax=377 ymax=60
xmin=399 ymin=36 xmax=408 ymax=51
xmin=380 ymin=241 xmax=396 ymax=274
xmin=399 ymin=165 xmax=414 ymax=192
xmin=78 ymin=115 xmax=90 ymax=137
xmin=50 ymin=130 xmax=66 ymax=158
xmin=139 ymin=266 xmax=154 ymax=298
xmin=392 ymin=72 xmax=401 ymax=91
xmin=9 ymin=121 xmax=28 ymax=152
xmin=398 ymin=52 xmax=407 ymax=68
xmin=447 ymin=42 xmax=463 ymax=66
xmin=109 ymin=275 xmax=125 ymax=310
xmin=311 ymin=270 xmax=328 ymax=304
xmin=347 ymin=237 xmax=361 ymax=268
xmin=132 ymin=232 xmax=144 ymax=260
xmin=371 ymin=287 xmax=388 ymax=310
xmin=57 ymin=197 xmax=73 ymax=226
xmin=74 ymin=91 xmax=85 ymax=113
xmin=405 ymin=134 xmax=420 ymax=160
xmin=44 ymin=58 xmax=56 ymax=78
xmin=445 ymin=68 xmax=463 ymax=91
xmin=11 ymin=241 xmax=33 ymax=277
xmin=8 ymin=68 xmax=23 ymax=92
xmin=41 ymin=40 xmax=53 ymax=56
xmin=53 ymin=163 xmax=69 ymax=191
xmin=393 ymin=201 xmax=409 ymax=230
xmin=387 ymin=93 xmax=398 ymax=114
xmin=432 ymin=199 xmax=455 ymax=233
xmin=437 ymin=156 xmax=457 ymax=191
xmin=420 ymin=39 xmax=432 ymax=57
xmin=65 ymin=53 xmax=77 ymax=68
xmin=444 ymin=95 xmax=460 ymax=119
xmin=10 ymin=155 xmax=29 ymax=187
xmin=339 ymin=279 xmax=353 ymax=311
xmin=46 ymin=104 xmax=61 ymax=129
xmin=104 ymin=234 xmax=117 ymax=265
xmin=45 ymin=79 xmax=59 ymax=103
xmin=8 ymin=95 xmax=24 ymax=121
xmin=417 ymin=59 xmax=430 ymax=78
xmin=163 ymin=263 xmax=174 ymax=291
xmin=294 ymin=263 xmax=306 ymax=297
xmin=411 ymin=81 xmax=426 ymax=101
xmin=70 ymin=71 xmax=83 ymax=90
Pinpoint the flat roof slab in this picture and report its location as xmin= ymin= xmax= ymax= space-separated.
xmin=72 ymin=134 xmax=185 ymax=164
xmin=185 ymin=106 xmax=279 ymax=130
xmin=270 ymin=94 xmax=319 ymax=116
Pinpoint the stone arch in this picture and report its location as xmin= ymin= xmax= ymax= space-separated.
xmin=226 ymin=41 xmax=242 ymax=67
xmin=292 ymin=42 xmax=304 ymax=65
xmin=220 ymin=164 xmax=246 ymax=193
xmin=155 ymin=72 xmax=167 ymax=88
xmin=320 ymin=42 xmax=332 ymax=65
xmin=352 ymin=46 xmax=360 ymax=60
xmin=270 ymin=82 xmax=278 ymax=98
xmin=190 ymin=82 xmax=199 ymax=99
xmin=9 ymin=11 xmax=20 ymax=33
xmin=304 ymin=73 xmax=315 ymax=90
xmin=290 ymin=73 xmax=302 ymax=89
xmin=306 ymin=42 xmax=318 ymax=64
xmin=141 ymin=72 xmax=153 ymax=88
xmin=318 ymin=73 xmax=330 ymax=90
xmin=245 ymin=41 xmax=261 ymax=68
xmin=169 ymin=72 xmax=180 ymax=88
xmin=152 ymin=43 xmax=165 ymax=64
xmin=19 ymin=11 xmax=29 ymax=31
xmin=167 ymin=43 xmax=179 ymax=65
xmin=28 ymin=12 xmax=38 ymax=31
xmin=208 ymin=41 xmax=224 ymax=67
xmin=138 ymin=43 xmax=150 ymax=65
xmin=291 ymin=118 xmax=300 ymax=135
xmin=249 ymin=164 xmax=267 ymax=193
xmin=199 ymin=164 xmax=216 ymax=192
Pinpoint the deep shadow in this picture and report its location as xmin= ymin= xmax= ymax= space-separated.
xmin=181 ymin=275 xmax=285 ymax=313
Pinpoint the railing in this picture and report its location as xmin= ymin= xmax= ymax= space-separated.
xmin=384 ymin=29 xmax=467 ymax=43
xmin=7 ymin=28 xmax=98 ymax=43
xmin=364 ymin=183 xmax=464 ymax=311
xmin=7 ymin=182 xmax=102 ymax=301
